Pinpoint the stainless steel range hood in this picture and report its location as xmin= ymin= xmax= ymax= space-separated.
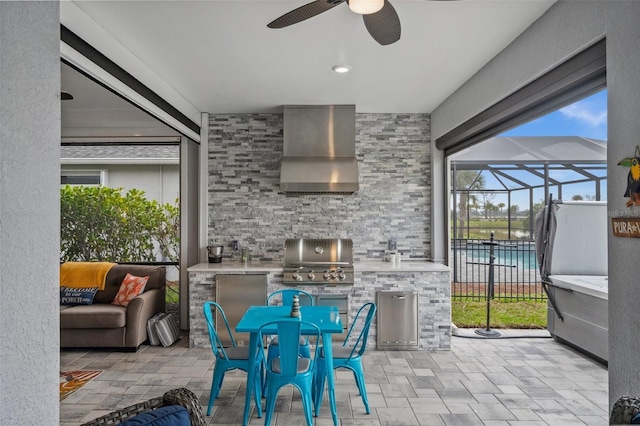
xmin=280 ymin=105 xmax=359 ymax=194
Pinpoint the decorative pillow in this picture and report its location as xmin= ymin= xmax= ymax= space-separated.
xmin=60 ymin=287 xmax=99 ymax=305
xmin=111 ymin=273 xmax=149 ymax=307
xmin=119 ymin=404 xmax=190 ymax=426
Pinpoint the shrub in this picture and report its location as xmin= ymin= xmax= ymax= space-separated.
xmin=60 ymin=185 xmax=179 ymax=263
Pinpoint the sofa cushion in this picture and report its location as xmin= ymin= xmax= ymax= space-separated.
xmin=60 ymin=304 xmax=126 ymax=329
xmin=60 ymin=286 xmax=99 ymax=305
xmin=119 ymin=404 xmax=190 ymax=426
xmin=112 ymin=273 xmax=149 ymax=307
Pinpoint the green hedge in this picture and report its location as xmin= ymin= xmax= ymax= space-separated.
xmin=60 ymin=185 xmax=179 ymax=263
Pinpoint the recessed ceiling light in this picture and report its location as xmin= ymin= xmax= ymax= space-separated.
xmin=332 ymin=65 xmax=351 ymax=74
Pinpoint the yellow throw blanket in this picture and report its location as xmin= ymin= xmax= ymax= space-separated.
xmin=60 ymin=262 xmax=117 ymax=291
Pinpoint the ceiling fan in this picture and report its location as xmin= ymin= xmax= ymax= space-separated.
xmin=267 ymin=0 xmax=401 ymax=46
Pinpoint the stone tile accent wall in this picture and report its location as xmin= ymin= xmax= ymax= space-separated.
xmin=207 ymin=113 xmax=431 ymax=261
xmin=188 ymin=271 xmax=215 ymax=349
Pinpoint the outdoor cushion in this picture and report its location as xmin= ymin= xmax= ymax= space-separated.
xmin=60 ymin=304 xmax=126 ymax=329
xmin=218 ymin=346 xmax=250 ymax=360
xmin=60 ymin=286 xmax=99 ymax=305
xmin=321 ymin=344 xmax=356 ymax=358
xmin=272 ymin=357 xmax=310 ymax=374
xmin=112 ymin=273 xmax=149 ymax=307
xmin=119 ymin=404 xmax=190 ymax=426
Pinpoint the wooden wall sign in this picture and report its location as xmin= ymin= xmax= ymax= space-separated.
xmin=612 ymin=217 xmax=640 ymax=238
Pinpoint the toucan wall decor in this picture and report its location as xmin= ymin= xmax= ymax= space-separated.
xmin=612 ymin=145 xmax=640 ymax=238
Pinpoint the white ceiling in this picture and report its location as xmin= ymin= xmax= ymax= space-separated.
xmin=60 ymin=0 xmax=556 ymax=135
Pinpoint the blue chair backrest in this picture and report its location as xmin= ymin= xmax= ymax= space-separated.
xmin=203 ymin=301 xmax=235 ymax=359
xmin=259 ymin=320 xmax=320 ymax=376
xmin=342 ymin=302 xmax=377 ymax=358
xmin=267 ymin=289 xmax=314 ymax=307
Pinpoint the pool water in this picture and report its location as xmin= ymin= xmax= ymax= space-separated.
xmin=465 ymin=244 xmax=539 ymax=270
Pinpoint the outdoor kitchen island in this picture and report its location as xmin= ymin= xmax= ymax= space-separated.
xmin=188 ymin=260 xmax=451 ymax=351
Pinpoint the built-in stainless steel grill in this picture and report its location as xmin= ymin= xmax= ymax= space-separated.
xmin=283 ymin=238 xmax=354 ymax=285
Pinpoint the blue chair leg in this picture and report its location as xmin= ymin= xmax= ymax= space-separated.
xmin=207 ymin=368 xmax=225 ymax=416
xmin=349 ymin=361 xmax=370 ymax=414
xmin=263 ymin=381 xmax=280 ymax=426
xmin=301 ymin=385 xmax=314 ymax=426
xmin=314 ymin=360 xmax=327 ymax=416
xmin=207 ymin=386 xmax=215 ymax=416
xmin=253 ymin=366 xmax=263 ymax=418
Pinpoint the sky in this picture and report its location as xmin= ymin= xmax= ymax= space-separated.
xmin=500 ymin=90 xmax=607 ymax=140
xmin=474 ymin=89 xmax=608 ymax=211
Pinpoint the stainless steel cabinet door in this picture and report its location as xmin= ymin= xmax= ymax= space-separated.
xmin=215 ymin=274 xmax=267 ymax=346
xmin=376 ymin=291 xmax=419 ymax=350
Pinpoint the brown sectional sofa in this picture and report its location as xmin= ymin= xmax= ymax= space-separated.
xmin=60 ymin=264 xmax=166 ymax=351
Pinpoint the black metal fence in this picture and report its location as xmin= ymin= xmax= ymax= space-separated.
xmin=451 ymin=238 xmax=545 ymax=301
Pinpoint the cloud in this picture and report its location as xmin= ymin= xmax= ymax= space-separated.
xmin=559 ymin=102 xmax=607 ymax=126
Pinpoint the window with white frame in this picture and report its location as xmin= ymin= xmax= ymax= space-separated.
xmin=60 ymin=170 xmax=107 ymax=186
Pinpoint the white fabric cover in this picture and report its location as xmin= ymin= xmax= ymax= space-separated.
xmin=535 ymin=201 xmax=608 ymax=277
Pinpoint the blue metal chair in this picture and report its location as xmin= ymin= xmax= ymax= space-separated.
xmin=259 ymin=319 xmax=321 ymax=426
xmin=202 ymin=301 xmax=262 ymax=417
xmin=265 ymin=289 xmax=314 ymax=364
xmin=314 ymin=302 xmax=377 ymax=414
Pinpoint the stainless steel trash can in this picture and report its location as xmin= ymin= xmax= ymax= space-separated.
xmin=376 ymin=291 xmax=419 ymax=350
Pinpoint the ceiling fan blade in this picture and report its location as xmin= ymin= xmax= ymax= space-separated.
xmin=268 ymin=0 xmax=345 ymax=29
xmin=362 ymin=0 xmax=401 ymax=45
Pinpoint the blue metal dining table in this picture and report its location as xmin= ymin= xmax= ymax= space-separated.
xmin=236 ymin=305 xmax=343 ymax=426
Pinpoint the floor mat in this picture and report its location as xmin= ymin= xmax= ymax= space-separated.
xmin=60 ymin=370 xmax=102 ymax=401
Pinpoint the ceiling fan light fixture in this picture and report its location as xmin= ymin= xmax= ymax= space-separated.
xmin=332 ymin=65 xmax=351 ymax=74
xmin=348 ymin=0 xmax=384 ymax=15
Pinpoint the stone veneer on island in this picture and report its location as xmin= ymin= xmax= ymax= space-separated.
xmin=188 ymin=260 xmax=451 ymax=351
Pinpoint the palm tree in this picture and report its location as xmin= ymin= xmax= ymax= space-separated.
xmin=497 ymin=202 xmax=506 ymax=216
xmin=454 ymin=170 xmax=486 ymax=238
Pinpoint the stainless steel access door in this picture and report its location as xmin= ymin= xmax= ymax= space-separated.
xmin=215 ymin=274 xmax=267 ymax=346
xmin=376 ymin=291 xmax=419 ymax=350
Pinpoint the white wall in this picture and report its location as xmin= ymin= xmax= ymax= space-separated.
xmin=432 ymin=0 xmax=640 ymax=410
xmin=62 ymin=164 xmax=180 ymax=205
xmin=0 ymin=1 xmax=61 ymax=424
xmin=109 ymin=165 xmax=179 ymax=205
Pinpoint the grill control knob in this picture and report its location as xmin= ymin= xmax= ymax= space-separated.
xmin=330 ymin=271 xmax=338 ymax=280
xmin=308 ymin=272 xmax=315 ymax=280
xmin=292 ymin=271 xmax=302 ymax=281
xmin=323 ymin=271 xmax=331 ymax=280
xmin=338 ymin=271 xmax=346 ymax=281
